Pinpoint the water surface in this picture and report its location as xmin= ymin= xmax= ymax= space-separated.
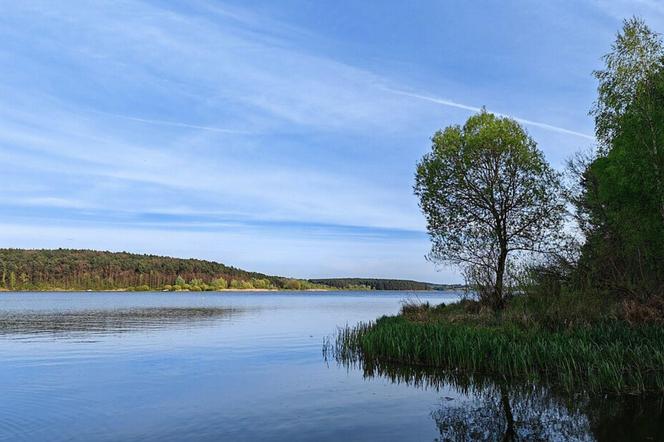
xmin=0 ymin=291 xmax=661 ymax=441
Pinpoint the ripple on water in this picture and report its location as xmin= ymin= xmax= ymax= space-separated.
xmin=0 ymin=307 xmax=245 ymax=341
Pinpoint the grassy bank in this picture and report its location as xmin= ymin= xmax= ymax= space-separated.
xmin=333 ymin=298 xmax=664 ymax=395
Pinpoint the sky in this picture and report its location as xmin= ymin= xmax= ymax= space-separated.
xmin=1 ymin=0 xmax=663 ymax=283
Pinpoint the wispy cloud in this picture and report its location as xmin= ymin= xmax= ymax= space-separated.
xmin=0 ymin=0 xmax=617 ymax=279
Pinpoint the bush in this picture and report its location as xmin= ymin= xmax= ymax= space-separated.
xmin=212 ymin=278 xmax=227 ymax=290
xmin=285 ymin=279 xmax=302 ymax=290
xmin=251 ymin=278 xmax=272 ymax=289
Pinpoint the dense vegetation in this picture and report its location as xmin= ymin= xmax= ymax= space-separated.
xmin=334 ymin=300 xmax=664 ymax=394
xmin=0 ymin=250 xmax=453 ymax=293
xmin=334 ymin=18 xmax=664 ymax=395
xmin=309 ymin=278 xmax=447 ymax=291
xmin=0 ymin=249 xmax=329 ymax=291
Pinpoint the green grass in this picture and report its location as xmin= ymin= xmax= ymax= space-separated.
xmin=333 ymin=305 xmax=664 ymax=395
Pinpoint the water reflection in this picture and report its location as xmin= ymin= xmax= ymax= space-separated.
xmin=0 ymin=307 xmax=244 ymax=339
xmin=331 ymin=351 xmax=664 ymax=441
xmin=431 ymin=384 xmax=592 ymax=441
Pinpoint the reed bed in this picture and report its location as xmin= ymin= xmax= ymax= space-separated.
xmin=333 ymin=315 xmax=664 ymax=395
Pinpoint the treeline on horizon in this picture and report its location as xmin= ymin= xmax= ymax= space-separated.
xmin=309 ymin=278 xmax=463 ymax=291
xmin=0 ymin=249 xmax=446 ymax=292
xmin=0 ymin=249 xmax=329 ymax=292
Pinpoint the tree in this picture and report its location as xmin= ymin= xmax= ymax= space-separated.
xmin=211 ymin=277 xmax=227 ymax=290
xmin=415 ymin=111 xmax=564 ymax=309
xmin=591 ymin=17 xmax=664 ymax=223
xmin=571 ymin=18 xmax=664 ymax=298
xmin=591 ymin=17 xmax=664 ymax=151
xmin=175 ymin=275 xmax=186 ymax=287
xmin=285 ymin=279 xmax=302 ymax=290
xmin=575 ymin=68 xmax=664 ymax=297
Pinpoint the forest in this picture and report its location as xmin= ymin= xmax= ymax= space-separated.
xmin=0 ymin=249 xmax=444 ymax=292
xmin=0 ymin=248 xmax=327 ymax=291
xmin=309 ymin=278 xmax=462 ymax=291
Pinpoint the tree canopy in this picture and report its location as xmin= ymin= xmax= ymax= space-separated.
xmin=573 ymin=19 xmax=664 ymax=298
xmin=415 ymin=111 xmax=564 ymax=309
xmin=0 ymin=249 xmax=321 ymax=291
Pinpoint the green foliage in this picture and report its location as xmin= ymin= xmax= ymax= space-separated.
xmin=250 ymin=278 xmax=272 ymax=289
xmin=228 ymin=279 xmax=253 ymax=289
xmin=211 ymin=277 xmax=227 ymax=290
xmin=310 ymin=278 xmax=432 ymax=290
xmin=574 ymin=18 xmax=664 ymax=298
xmin=284 ymin=279 xmax=301 ymax=290
xmin=591 ymin=17 xmax=664 ymax=150
xmin=0 ymin=249 xmax=293 ymax=291
xmin=415 ymin=111 xmax=564 ymax=309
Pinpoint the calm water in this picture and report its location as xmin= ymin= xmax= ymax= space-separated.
xmin=0 ymin=292 xmax=662 ymax=441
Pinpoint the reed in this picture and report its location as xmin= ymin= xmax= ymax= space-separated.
xmin=333 ymin=315 xmax=664 ymax=395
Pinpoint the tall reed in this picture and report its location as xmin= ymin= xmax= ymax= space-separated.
xmin=333 ymin=316 xmax=664 ymax=394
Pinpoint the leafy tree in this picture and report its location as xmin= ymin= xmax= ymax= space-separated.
xmin=591 ymin=17 xmax=664 ymax=152
xmin=211 ymin=277 xmax=227 ymax=290
xmin=575 ymin=68 xmax=664 ymax=296
xmin=415 ymin=111 xmax=564 ymax=309
xmin=591 ymin=17 xmax=664 ymax=224
xmin=572 ymin=18 xmax=664 ymax=298
xmin=250 ymin=278 xmax=271 ymax=289
xmin=175 ymin=275 xmax=186 ymax=287
xmin=285 ymin=279 xmax=302 ymax=290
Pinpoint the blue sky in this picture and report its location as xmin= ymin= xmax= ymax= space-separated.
xmin=1 ymin=1 xmax=662 ymax=282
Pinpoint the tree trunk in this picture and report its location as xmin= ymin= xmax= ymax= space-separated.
xmin=494 ymin=245 xmax=508 ymax=310
xmin=500 ymin=385 xmax=517 ymax=442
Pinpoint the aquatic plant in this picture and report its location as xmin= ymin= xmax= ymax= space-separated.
xmin=331 ymin=315 xmax=664 ymax=395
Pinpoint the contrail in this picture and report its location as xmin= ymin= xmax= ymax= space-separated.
xmin=92 ymin=110 xmax=252 ymax=134
xmin=385 ymin=88 xmax=596 ymax=141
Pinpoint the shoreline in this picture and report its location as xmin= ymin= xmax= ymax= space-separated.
xmin=0 ymin=288 xmax=453 ymax=293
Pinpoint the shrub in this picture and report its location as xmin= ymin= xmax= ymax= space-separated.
xmin=285 ymin=279 xmax=302 ymax=290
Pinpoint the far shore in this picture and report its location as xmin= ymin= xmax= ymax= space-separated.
xmin=0 ymin=288 xmax=452 ymax=293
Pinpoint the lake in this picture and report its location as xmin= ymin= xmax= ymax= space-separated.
xmin=0 ymin=292 xmax=662 ymax=441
